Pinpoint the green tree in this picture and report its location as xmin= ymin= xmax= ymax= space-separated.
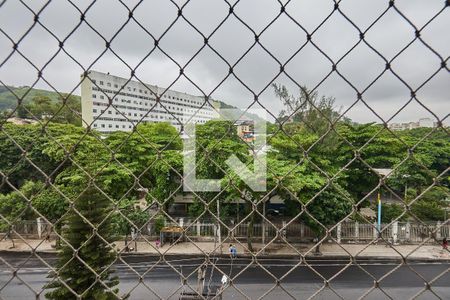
xmin=16 ymin=94 xmax=82 ymax=126
xmin=45 ymin=185 xmax=119 ymax=299
xmin=0 ymin=109 xmax=10 ymax=122
xmin=410 ymin=186 xmax=448 ymax=222
xmin=269 ymin=119 xmax=355 ymax=253
xmin=0 ymin=123 xmax=85 ymax=193
xmin=32 ymin=187 xmax=69 ymax=225
xmin=16 ymin=103 xmax=29 ymax=118
xmin=272 ymin=83 xmax=350 ymax=153
xmin=186 ymin=120 xmax=255 ymax=248
xmin=105 ymin=122 xmax=183 ymax=209
xmin=0 ymin=181 xmax=42 ymax=225
xmin=32 ymin=185 xmax=72 ymax=246
xmin=28 ymin=95 xmax=53 ymax=119
xmin=114 ymin=198 xmax=149 ymax=251
xmin=153 ymin=214 xmax=166 ymax=235
xmin=51 ymin=95 xmax=82 ymax=126
xmin=336 ymin=123 xmax=405 ymax=201
xmin=411 ymin=201 xmax=446 ymax=222
xmin=381 ymin=204 xmax=407 ymax=223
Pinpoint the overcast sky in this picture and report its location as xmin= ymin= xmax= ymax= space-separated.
xmin=0 ymin=0 xmax=448 ymax=124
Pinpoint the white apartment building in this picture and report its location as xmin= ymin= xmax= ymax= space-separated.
xmin=80 ymin=71 xmax=218 ymax=133
xmin=388 ymin=117 xmax=436 ymax=131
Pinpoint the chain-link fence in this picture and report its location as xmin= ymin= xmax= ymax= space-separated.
xmin=0 ymin=0 xmax=449 ymax=299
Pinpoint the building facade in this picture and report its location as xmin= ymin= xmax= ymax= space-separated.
xmin=388 ymin=118 xmax=437 ymax=131
xmin=81 ymin=71 xmax=218 ymax=133
xmin=235 ymin=120 xmax=254 ymax=143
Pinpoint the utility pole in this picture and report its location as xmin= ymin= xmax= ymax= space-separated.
xmin=217 ymin=199 xmax=222 ymax=254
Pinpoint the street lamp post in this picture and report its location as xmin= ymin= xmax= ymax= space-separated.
xmin=403 ymin=174 xmax=410 ymax=201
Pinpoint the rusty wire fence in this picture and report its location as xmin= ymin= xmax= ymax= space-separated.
xmin=0 ymin=0 xmax=449 ymax=299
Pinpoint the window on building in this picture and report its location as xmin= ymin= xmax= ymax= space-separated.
xmin=108 ymin=124 xmax=112 ymax=128
xmin=100 ymin=95 xmax=104 ymax=99
xmin=108 ymin=111 xmax=112 ymax=114
xmin=107 ymin=82 xmax=111 ymax=87
xmin=115 ymin=125 xmax=119 ymax=128
xmin=114 ymin=84 xmax=118 ymax=88
xmin=99 ymin=81 xmax=104 ymax=85
xmin=101 ymin=124 xmax=105 ymax=128
xmin=93 ymin=109 xmax=97 ymax=113
xmin=92 ymin=94 xmax=97 ymax=98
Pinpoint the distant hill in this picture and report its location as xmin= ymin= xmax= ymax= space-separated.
xmin=213 ymin=100 xmax=267 ymax=123
xmin=0 ymin=85 xmax=267 ymax=123
xmin=0 ymin=85 xmax=80 ymax=111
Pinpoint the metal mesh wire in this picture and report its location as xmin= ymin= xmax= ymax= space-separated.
xmin=0 ymin=0 xmax=449 ymax=299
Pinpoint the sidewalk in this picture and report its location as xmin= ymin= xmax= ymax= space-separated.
xmin=1 ymin=239 xmax=449 ymax=260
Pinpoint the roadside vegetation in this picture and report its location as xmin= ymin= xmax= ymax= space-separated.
xmin=0 ymin=84 xmax=448 ymax=296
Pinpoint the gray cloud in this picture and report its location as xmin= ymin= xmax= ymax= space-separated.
xmin=0 ymin=0 xmax=448 ymax=124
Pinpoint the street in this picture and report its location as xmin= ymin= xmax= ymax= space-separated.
xmin=0 ymin=253 xmax=449 ymax=299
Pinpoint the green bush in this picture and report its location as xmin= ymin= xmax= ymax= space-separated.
xmin=381 ymin=204 xmax=407 ymax=223
xmin=154 ymin=215 xmax=165 ymax=235
xmin=411 ymin=200 xmax=445 ymax=221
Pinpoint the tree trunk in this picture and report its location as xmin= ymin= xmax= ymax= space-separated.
xmin=247 ymin=205 xmax=255 ymax=253
xmin=8 ymin=227 xmax=15 ymax=248
xmin=55 ymin=224 xmax=62 ymax=249
xmin=314 ymin=241 xmax=321 ymax=254
xmin=124 ymin=232 xmax=129 ymax=252
xmin=314 ymin=230 xmax=324 ymax=255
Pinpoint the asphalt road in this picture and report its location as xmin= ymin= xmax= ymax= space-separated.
xmin=0 ymin=253 xmax=449 ymax=299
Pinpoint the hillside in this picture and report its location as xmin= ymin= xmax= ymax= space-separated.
xmin=0 ymin=85 xmax=266 ymax=123
xmin=213 ymin=100 xmax=267 ymax=123
xmin=0 ymin=85 xmax=80 ymax=111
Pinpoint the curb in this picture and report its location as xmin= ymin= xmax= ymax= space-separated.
xmin=1 ymin=250 xmax=449 ymax=263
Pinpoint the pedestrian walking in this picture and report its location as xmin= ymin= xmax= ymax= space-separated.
xmin=443 ymin=237 xmax=448 ymax=250
xmin=228 ymin=244 xmax=238 ymax=258
xmin=231 ymin=244 xmax=237 ymax=258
